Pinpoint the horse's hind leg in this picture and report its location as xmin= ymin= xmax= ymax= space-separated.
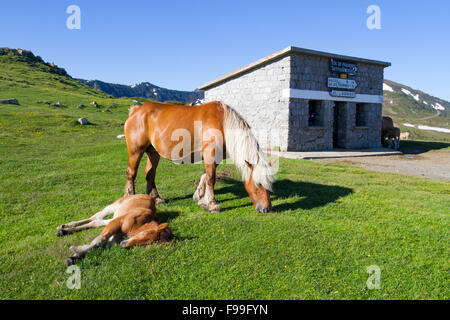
xmin=145 ymin=149 xmax=165 ymax=205
xmin=57 ymin=219 xmax=112 ymax=237
xmin=125 ymin=149 xmax=145 ymax=195
xmin=57 ymin=203 xmax=118 ymax=235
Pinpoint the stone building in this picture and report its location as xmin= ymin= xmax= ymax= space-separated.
xmin=198 ymin=46 xmax=390 ymax=151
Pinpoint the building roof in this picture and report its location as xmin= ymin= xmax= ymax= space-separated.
xmin=198 ymin=46 xmax=391 ymax=90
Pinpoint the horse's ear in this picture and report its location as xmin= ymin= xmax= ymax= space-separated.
xmin=244 ymin=160 xmax=253 ymax=170
xmin=157 ymin=223 xmax=169 ymax=232
xmin=268 ymin=159 xmax=278 ymax=166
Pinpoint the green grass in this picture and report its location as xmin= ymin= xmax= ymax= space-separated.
xmin=0 ymin=53 xmax=449 ymax=299
xmin=0 ymin=102 xmax=448 ymax=299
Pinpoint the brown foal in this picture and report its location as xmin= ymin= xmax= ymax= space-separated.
xmin=57 ymin=194 xmax=172 ymax=266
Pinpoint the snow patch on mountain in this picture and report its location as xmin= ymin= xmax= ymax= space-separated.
xmin=383 ymin=83 xmax=394 ymax=92
xmin=432 ymin=103 xmax=445 ymax=111
xmin=401 ymin=88 xmax=413 ymax=97
xmin=417 ymin=125 xmax=450 ymax=133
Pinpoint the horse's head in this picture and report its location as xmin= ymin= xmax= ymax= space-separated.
xmin=243 ymin=160 xmax=275 ymax=213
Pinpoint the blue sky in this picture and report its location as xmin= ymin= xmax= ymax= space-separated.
xmin=1 ymin=0 xmax=449 ymax=100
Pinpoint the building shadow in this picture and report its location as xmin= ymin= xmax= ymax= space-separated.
xmin=215 ymin=178 xmax=353 ymax=212
xmin=399 ymin=140 xmax=450 ymax=155
xmin=155 ymin=210 xmax=181 ymax=223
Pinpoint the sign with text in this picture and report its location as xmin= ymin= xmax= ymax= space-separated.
xmin=330 ymin=59 xmax=358 ymax=75
xmin=330 ymin=90 xmax=356 ymax=98
xmin=328 ymin=77 xmax=357 ymax=90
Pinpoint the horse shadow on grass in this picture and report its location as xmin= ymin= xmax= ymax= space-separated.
xmin=155 ymin=210 xmax=195 ymax=242
xmin=214 ymin=177 xmax=353 ymax=212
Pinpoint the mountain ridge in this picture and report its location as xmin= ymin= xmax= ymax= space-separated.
xmin=76 ymin=78 xmax=204 ymax=103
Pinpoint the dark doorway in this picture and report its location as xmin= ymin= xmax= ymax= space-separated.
xmin=333 ymin=102 xmax=346 ymax=148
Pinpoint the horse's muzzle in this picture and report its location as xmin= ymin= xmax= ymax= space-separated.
xmin=256 ymin=204 xmax=271 ymax=213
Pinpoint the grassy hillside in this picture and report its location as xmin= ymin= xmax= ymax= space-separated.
xmin=383 ymin=80 xmax=450 ymax=142
xmin=0 ymin=49 xmax=156 ymax=112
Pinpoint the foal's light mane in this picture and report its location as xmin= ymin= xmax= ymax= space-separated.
xmin=221 ymin=102 xmax=274 ymax=191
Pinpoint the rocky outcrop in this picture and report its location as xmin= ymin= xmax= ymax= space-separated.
xmin=0 ymin=98 xmax=19 ymax=105
xmin=0 ymin=47 xmax=69 ymax=77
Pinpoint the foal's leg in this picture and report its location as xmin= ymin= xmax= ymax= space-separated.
xmin=70 ymin=236 xmax=116 ymax=252
xmin=145 ymin=149 xmax=165 ymax=205
xmin=57 ymin=219 xmax=112 ymax=236
xmin=120 ymin=230 xmax=154 ymax=248
xmin=57 ymin=203 xmax=118 ymax=235
xmin=66 ymin=219 xmax=123 ymax=265
xmin=66 ymin=234 xmax=108 ymax=266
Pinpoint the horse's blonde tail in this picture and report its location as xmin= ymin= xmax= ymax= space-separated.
xmin=220 ymin=102 xmax=274 ymax=191
xmin=128 ymin=104 xmax=142 ymax=116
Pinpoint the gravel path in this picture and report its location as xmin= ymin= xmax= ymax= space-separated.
xmin=314 ymin=149 xmax=450 ymax=181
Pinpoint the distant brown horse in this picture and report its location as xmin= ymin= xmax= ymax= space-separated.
xmin=124 ymin=101 xmax=274 ymax=213
xmin=384 ymin=127 xmax=401 ymax=150
xmin=381 ymin=116 xmax=394 ymax=145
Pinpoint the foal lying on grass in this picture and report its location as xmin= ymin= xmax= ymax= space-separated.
xmin=57 ymin=194 xmax=172 ymax=266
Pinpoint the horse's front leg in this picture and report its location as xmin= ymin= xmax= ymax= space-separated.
xmin=197 ymin=161 xmax=221 ymax=213
xmin=66 ymin=219 xmax=123 ymax=265
xmin=66 ymin=234 xmax=108 ymax=266
xmin=193 ymin=173 xmax=207 ymax=202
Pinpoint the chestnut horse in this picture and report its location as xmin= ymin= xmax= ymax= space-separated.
xmin=124 ymin=101 xmax=274 ymax=213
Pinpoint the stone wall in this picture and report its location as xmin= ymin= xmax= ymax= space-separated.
xmin=289 ymin=53 xmax=384 ymax=95
xmin=287 ymin=99 xmax=334 ymax=151
xmin=341 ymin=102 xmax=382 ymax=148
xmin=287 ymin=53 xmax=384 ymax=150
xmin=204 ymin=55 xmax=291 ymax=151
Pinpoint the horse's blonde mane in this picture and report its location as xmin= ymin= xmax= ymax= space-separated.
xmin=220 ymin=102 xmax=274 ymax=191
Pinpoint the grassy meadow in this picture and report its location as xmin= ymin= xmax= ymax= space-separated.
xmin=0 ymin=52 xmax=449 ymax=299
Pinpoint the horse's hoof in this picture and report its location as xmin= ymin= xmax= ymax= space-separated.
xmin=208 ymin=204 xmax=221 ymax=213
xmin=120 ymin=240 xmax=129 ymax=248
xmin=69 ymin=245 xmax=78 ymax=252
xmin=155 ymin=197 xmax=166 ymax=205
xmin=193 ymin=193 xmax=200 ymax=202
xmin=57 ymin=229 xmax=67 ymax=237
xmin=57 ymin=224 xmax=65 ymax=230
xmin=66 ymin=257 xmax=75 ymax=266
